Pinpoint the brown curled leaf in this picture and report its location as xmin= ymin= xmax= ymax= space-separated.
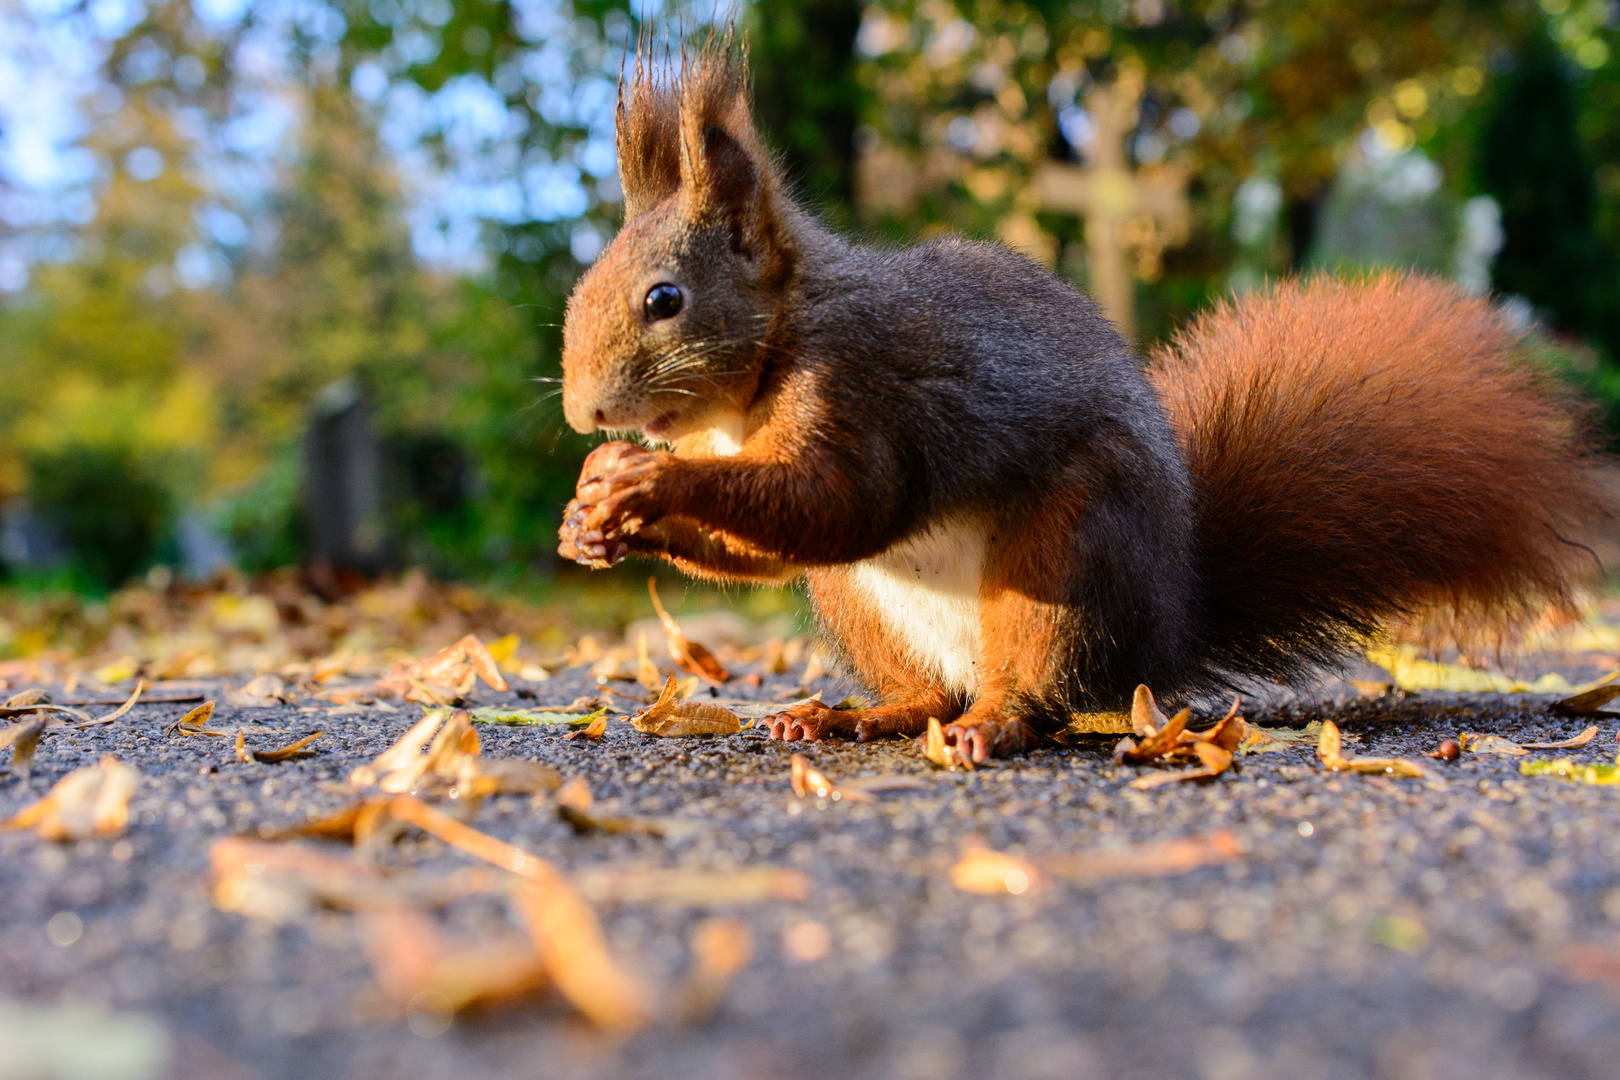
xmin=3 ymin=755 xmax=138 ymax=840
xmin=1551 ymin=684 xmax=1620 ymax=716
xmin=629 ymin=676 xmax=741 ymax=737
xmin=358 ymin=905 xmax=549 ymax=1014
xmin=1459 ymin=732 xmax=1529 ymax=756
xmin=1 ymin=716 xmax=47 ymax=778
xmin=921 ymin=716 xmax=973 ymax=771
xmin=512 ymin=880 xmax=654 ymax=1032
xmin=168 ymin=700 xmax=226 ymax=737
xmin=788 ymin=754 xmax=874 ymax=803
xmin=951 ymin=844 xmax=1041 ymax=895
xmin=676 ymin=919 xmax=754 ymax=1022
xmin=373 ymin=634 xmax=509 ymax=701
xmin=258 ymin=797 xmax=395 ymax=845
xmin=647 ymin=578 xmax=730 ymax=683
xmin=1128 ymin=740 xmax=1233 ymax=789
xmin=1520 ymin=726 xmax=1599 ymax=751
xmin=1122 ymin=706 xmax=1192 ymax=763
xmin=555 ymin=777 xmax=668 ymax=835
xmin=76 ymin=680 xmax=145 ymax=728
xmin=1130 ymin=684 xmax=1170 ymax=738
xmin=1318 ymin=719 xmax=1428 ymax=777
xmin=564 ymin=715 xmax=608 ymax=741
xmin=1043 ymin=830 xmax=1243 ymax=882
xmin=252 ymin=731 xmax=323 ymax=763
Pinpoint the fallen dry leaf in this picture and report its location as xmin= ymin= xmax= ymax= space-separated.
xmin=1045 ymin=831 xmax=1243 ymax=881
xmin=468 ymin=705 xmax=608 ymax=727
xmin=259 ymin=798 xmax=396 ymax=845
xmin=921 ymin=716 xmax=974 ymax=771
xmin=1520 ymin=726 xmax=1600 ymax=750
xmin=512 ymin=881 xmax=653 ymax=1033
xmin=556 ymin=777 xmax=672 ymax=835
xmin=789 ymin=754 xmax=873 ymax=803
xmin=952 ymin=832 xmax=1243 ymax=894
xmin=4 ymin=688 xmax=48 ymax=708
xmin=248 ymin=731 xmax=324 ymax=763
xmin=951 ymin=845 xmax=1040 ymax=895
xmin=564 ymin=715 xmax=608 ymax=741
xmin=385 ymin=795 xmax=651 ymax=1031
xmin=358 ymin=905 xmax=549 ymax=1016
xmin=91 ymin=657 xmax=138 ymax=685
xmin=0 ymin=702 xmax=93 ymax=723
xmin=167 ymin=700 xmax=228 ymax=738
xmin=349 ymin=709 xmax=482 ymax=795
xmin=1317 ymin=719 xmax=1428 ymax=778
xmin=1551 ymin=683 xmax=1620 ymax=716
xmin=211 ymin=836 xmax=489 ymax=920
xmin=374 ymin=634 xmax=510 ymax=704
xmin=388 ymin=794 xmax=566 ymax=885
xmin=1114 ymin=688 xmax=1242 ymax=785
xmin=74 ymin=680 xmax=146 ymax=728
xmin=635 ymin=632 xmax=664 ymax=694
xmin=226 ymin=673 xmax=293 ymax=708
xmin=1 ymin=716 xmax=47 ymax=777
xmin=1458 ymin=732 xmax=1529 ymax=756
xmin=676 ymin=919 xmax=753 ymax=1022
xmin=3 ymin=756 xmax=138 ymax=840
xmin=647 ymin=578 xmax=730 ymax=683
xmin=1131 ymin=684 xmax=1172 ymax=738
xmin=629 ymin=676 xmax=741 ymax=737
xmin=1129 ymin=741 xmax=1233 ymax=789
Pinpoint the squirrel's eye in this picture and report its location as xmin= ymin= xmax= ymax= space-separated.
xmin=643 ymin=283 xmax=684 ymax=322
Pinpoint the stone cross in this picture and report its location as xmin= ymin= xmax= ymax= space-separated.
xmin=1030 ymin=66 xmax=1190 ymax=341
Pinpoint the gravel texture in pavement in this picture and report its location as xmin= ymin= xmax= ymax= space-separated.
xmin=4 ymin=665 xmax=1620 ymax=1080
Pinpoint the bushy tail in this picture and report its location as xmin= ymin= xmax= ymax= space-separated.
xmin=1148 ymin=273 xmax=1611 ymax=686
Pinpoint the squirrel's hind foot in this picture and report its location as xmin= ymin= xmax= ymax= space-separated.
xmin=764 ymin=695 xmax=954 ymax=743
xmin=946 ymin=712 xmax=1036 ymax=762
xmin=764 ymin=699 xmax=856 ymax=742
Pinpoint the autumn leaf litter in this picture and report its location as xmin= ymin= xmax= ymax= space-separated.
xmin=7 ymin=583 xmax=1620 ymax=1069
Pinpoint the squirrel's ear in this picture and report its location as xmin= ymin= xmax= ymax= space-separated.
xmin=616 ymin=58 xmax=681 ymax=218
xmin=676 ymin=46 xmax=790 ymax=273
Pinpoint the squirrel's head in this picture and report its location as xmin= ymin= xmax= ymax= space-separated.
xmin=561 ymin=38 xmax=793 ymax=440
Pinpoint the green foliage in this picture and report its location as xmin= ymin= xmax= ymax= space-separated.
xmin=26 ymin=444 xmax=174 ymax=590
xmin=1480 ymin=32 xmax=1620 ymax=356
xmin=4 ymin=0 xmax=1620 ymax=597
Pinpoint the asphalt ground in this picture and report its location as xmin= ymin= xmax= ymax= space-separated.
xmin=5 ymin=663 xmax=1620 ymax=1080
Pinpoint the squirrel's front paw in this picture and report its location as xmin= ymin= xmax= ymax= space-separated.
xmin=573 ymin=441 xmax=676 ymax=541
xmin=559 ymin=498 xmax=629 ymax=568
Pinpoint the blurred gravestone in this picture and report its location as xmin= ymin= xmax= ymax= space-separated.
xmin=303 ymin=379 xmax=390 ymax=587
xmin=1310 ymin=147 xmax=1503 ymax=294
xmin=1310 ymin=150 xmax=1457 ymax=277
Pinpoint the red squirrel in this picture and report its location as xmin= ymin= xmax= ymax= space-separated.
xmin=556 ymin=41 xmax=1610 ymax=760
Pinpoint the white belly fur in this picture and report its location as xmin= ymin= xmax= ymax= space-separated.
xmin=847 ymin=517 xmax=986 ymax=693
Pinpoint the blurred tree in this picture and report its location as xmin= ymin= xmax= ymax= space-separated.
xmin=852 ymin=0 xmax=1527 ymax=341
xmin=1479 ymin=30 xmax=1620 ymax=355
xmin=0 ymin=0 xmax=227 ymax=586
xmin=748 ymin=0 xmax=866 ymax=222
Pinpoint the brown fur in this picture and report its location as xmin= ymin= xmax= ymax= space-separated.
xmin=1149 ymin=274 xmax=1609 ymax=686
xmin=776 ymin=567 xmax=965 ymax=741
xmin=558 ymin=43 xmax=1612 ymax=760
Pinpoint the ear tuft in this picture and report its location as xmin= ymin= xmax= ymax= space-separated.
xmin=615 ymin=29 xmax=792 ymax=272
xmin=616 ymin=29 xmax=681 ymax=217
xmin=674 ymin=34 xmax=789 ymax=267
